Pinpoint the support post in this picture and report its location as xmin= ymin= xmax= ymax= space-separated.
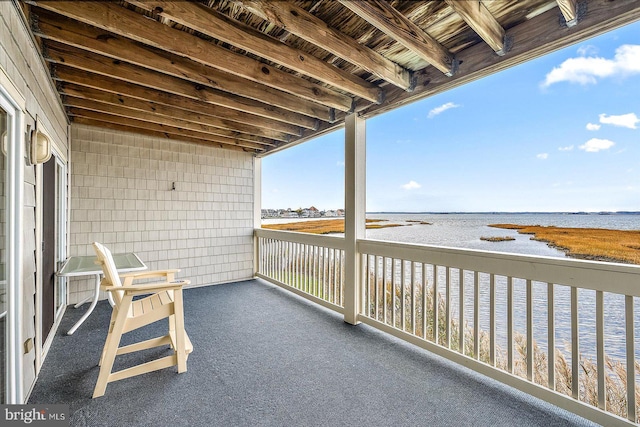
xmin=344 ymin=113 xmax=366 ymax=325
xmin=253 ymin=156 xmax=262 ymax=276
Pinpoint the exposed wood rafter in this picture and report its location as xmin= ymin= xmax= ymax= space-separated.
xmin=67 ymin=108 xmax=268 ymax=151
xmin=32 ymin=11 xmax=334 ymax=123
xmin=60 ymin=84 xmax=291 ymax=143
xmin=44 ymin=42 xmax=320 ymax=130
xmin=128 ymin=0 xmax=382 ymax=103
xmin=337 ymin=0 xmax=457 ymax=76
xmin=231 ymin=0 xmax=415 ymax=92
xmin=63 ymin=96 xmax=279 ymax=147
xmin=71 ymin=117 xmax=256 ymax=153
xmin=32 ymin=0 xmax=354 ymax=112
xmin=556 ymin=0 xmax=579 ymax=27
xmin=53 ymin=66 xmax=303 ymax=136
xmin=444 ymin=0 xmax=508 ymax=56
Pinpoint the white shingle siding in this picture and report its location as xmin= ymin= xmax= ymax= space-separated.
xmin=69 ymin=124 xmax=255 ymax=304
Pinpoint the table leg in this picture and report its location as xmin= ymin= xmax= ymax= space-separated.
xmin=73 ymin=295 xmax=92 ymax=309
xmin=66 ymin=273 xmax=101 ymax=335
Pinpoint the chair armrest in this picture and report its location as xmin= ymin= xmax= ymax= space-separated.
xmin=121 ymin=269 xmax=181 ymax=286
xmin=104 ymin=279 xmax=190 ymax=296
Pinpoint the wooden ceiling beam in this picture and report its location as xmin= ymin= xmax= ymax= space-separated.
xmin=229 ymin=0 xmax=415 ymax=92
xmin=556 ymin=0 xmax=579 ymax=27
xmin=53 ymin=66 xmax=302 ymax=136
xmin=31 ymin=0 xmax=355 ymax=112
xmin=128 ymin=0 xmax=382 ymax=103
xmin=43 ymin=42 xmax=320 ymax=130
xmin=71 ymin=117 xmax=258 ymax=153
xmin=356 ymin=0 xmax=640 ymax=119
xmin=337 ymin=0 xmax=457 ymax=76
xmin=31 ymin=10 xmax=335 ymax=122
xmin=444 ymin=0 xmax=507 ymax=56
xmin=67 ymin=108 xmax=269 ymax=151
xmin=63 ymin=96 xmax=279 ymax=147
xmin=60 ymin=84 xmax=290 ymax=143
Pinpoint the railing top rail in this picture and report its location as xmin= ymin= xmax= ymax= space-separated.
xmin=255 ymin=228 xmax=347 ymax=250
xmin=358 ymin=238 xmax=640 ymax=296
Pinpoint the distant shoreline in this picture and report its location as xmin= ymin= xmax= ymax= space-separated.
xmin=263 ymin=219 xmax=640 ymax=265
xmin=366 ymin=211 xmax=640 ymax=215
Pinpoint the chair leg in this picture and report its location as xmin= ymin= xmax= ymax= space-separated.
xmin=168 ymin=314 xmax=176 ymax=350
xmin=172 ymin=290 xmax=187 ymax=373
xmin=98 ymin=308 xmax=118 ymax=367
xmin=93 ymin=299 xmax=130 ymax=398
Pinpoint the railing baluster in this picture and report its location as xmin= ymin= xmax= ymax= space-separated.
xmin=596 ymin=290 xmax=605 ymax=409
xmin=571 ymin=286 xmax=579 ymax=400
xmin=304 ymin=245 xmax=309 ymax=293
xmin=288 ymin=241 xmax=292 ymax=285
xmin=411 ymin=261 xmax=416 ymax=335
xmin=327 ymin=247 xmax=331 ymax=300
xmin=324 ymin=247 xmax=329 ymax=298
xmin=392 ymin=259 xmax=397 ymax=329
xmin=459 ymin=269 xmax=464 ymax=354
xmin=374 ymin=255 xmax=379 ymax=320
xmin=490 ymin=274 xmax=495 ymax=366
xmin=364 ymin=254 xmax=370 ymax=317
xmin=320 ymin=246 xmax=324 ymax=296
xmin=626 ymin=295 xmax=636 ymax=422
xmin=383 ymin=257 xmax=388 ymax=325
xmin=314 ymin=246 xmax=319 ymax=297
xmin=266 ymin=238 xmax=270 ymax=277
xmin=433 ymin=265 xmax=439 ymax=344
xmin=507 ymin=276 xmax=513 ymax=374
xmin=401 ymin=260 xmax=406 ymax=331
xmin=422 ymin=263 xmax=427 ymax=340
xmin=333 ymin=248 xmax=338 ymax=304
xmin=474 ymin=271 xmax=479 ymax=360
xmin=527 ymin=279 xmax=533 ymax=382
xmin=446 ymin=266 xmax=451 ymax=348
xmin=548 ymin=283 xmax=555 ymax=390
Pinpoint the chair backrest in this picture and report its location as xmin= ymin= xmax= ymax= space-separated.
xmin=93 ymin=242 xmax=124 ymax=305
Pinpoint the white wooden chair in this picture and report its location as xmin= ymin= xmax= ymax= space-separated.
xmin=92 ymin=242 xmax=193 ymax=398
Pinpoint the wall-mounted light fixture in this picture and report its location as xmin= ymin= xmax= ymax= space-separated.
xmin=29 ymin=121 xmax=52 ymax=165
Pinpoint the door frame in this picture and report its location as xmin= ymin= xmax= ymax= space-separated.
xmin=35 ymin=130 xmax=67 ymax=366
xmin=0 ymin=71 xmax=25 ymax=404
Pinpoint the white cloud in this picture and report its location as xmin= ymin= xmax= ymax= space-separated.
xmin=586 ymin=123 xmax=601 ymax=131
xmin=336 ymin=160 xmax=345 ymax=167
xmin=577 ymin=45 xmax=599 ymax=57
xmin=541 ymin=44 xmax=640 ymax=87
xmin=599 ymin=112 xmax=639 ymax=129
xmin=428 ymin=102 xmax=460 ymax=118
xmin=537 ymin=153 xmax=549 ymax=159
xmin=401 ymin=180 xmax=422 ymax=190
xmin=558 ymin=145 xmax=574 ymax=151
xmin=579 ymin=138 xmax=615 ymax=152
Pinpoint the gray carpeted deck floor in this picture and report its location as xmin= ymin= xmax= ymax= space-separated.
xmin=29 ymin=279 xmax=598 ymax=427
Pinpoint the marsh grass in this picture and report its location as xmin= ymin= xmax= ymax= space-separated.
xmin=490 ymin=224 xmax=640 ymax=264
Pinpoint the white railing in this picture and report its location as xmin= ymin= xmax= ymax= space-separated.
xmin=255 ymin=229 xmax=640 ymax=426
xmin=255 ymin=228 xmax=346 ymax=313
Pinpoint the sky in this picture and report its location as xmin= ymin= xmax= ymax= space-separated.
xmin=261 ymin=21 xmax=640 ymax=213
